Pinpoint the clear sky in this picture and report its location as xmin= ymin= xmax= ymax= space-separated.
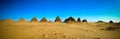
xmin=0 ymin=0 xmax=120 ymax=22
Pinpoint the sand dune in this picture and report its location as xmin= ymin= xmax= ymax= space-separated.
xmin=0 ymin=21 xmax=120 ymax=39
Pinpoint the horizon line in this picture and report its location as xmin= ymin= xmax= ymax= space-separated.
xmin=0 ymin=16 xmax=120 ymax=22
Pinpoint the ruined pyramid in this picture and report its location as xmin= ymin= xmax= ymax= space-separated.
xmin=97 ymin=20 xmax=104 ymax=23
xmin=64 ymin=16 xmax=76 ymax=23
xmin=18 ymin=18 xmax=26 ymax=22
xmin=5 ymin=18 xmax=13 ymax=22
xmin=82 ymin=19 xmax=87 ymax=22
xmin=30 ymin=17 xmax=38 ymax=22
xmin=77 ymin=17 xmax=81 ymax=23
xmin=109 ymin=20 xmax=113 ymax=23
xmin=40 ymin=17 xmax=47 ymax=22
xmin=55 ymin=16 xmax=62 ymax=22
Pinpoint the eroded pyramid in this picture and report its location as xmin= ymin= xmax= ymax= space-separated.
xmin=30 ymin=17 xmax=38 ymax=22
xmin=5 ymin=18 xmax=13 ymax=22
xmin=109 ymin=20 xmax=113 ymax=23
xmin=55 ymin=16 xmax=62 ymax=22
xmin=82 ymin=19 xmax=87 ymax=22
xmin=18 ymin=18 xmax=26 ymax=22
xmin=64 ymin=16 xmax=76 ymax=23
xmin=77 ymin=17 xmax=81 ymax=23
xmin=97 ymin=21 xmax=104 ymax=23
xmin=40 ymin=17 xmax=47 ymax=22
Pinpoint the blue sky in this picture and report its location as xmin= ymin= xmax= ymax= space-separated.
xmin=0 ymin=0 xmax=120 ymax=22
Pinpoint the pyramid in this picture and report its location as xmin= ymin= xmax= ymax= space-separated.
xmin=82 ymin=19 xmax=87 ymax=22
xmin=6 ymin=18 xmax=13 ymax=22
xmin=30 ymin=17 xmax=38 ymax=22
xmin=77 ymin=17 xmax=81 ymax=23
xmin=97 ymin=20 xmax=104 ymax=23
xmin=109 ymin=20 xmax=113 ymax=23
xmin=40 ymin=17 xmax=47 ymax=22
xmin=68 ymin=17 xmax=76 ymax=22
xmin=64 ymin=18 xmax=69 ymax=23
xmin=64 ymin=17 xmax=76 ymax=23
xmin=55 ymin=16 xmax=62 ymax=22
xmin=18 ymin=18 xmax=25 ymax=22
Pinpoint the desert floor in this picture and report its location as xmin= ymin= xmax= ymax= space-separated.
xmin=0 ymin=21 xmax=120 ymax=39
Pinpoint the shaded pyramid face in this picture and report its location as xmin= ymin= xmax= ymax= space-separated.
xmin=64 ymin=17 xmax=76 ymax=23
xmin=40 ymin=17 xmax=47 ymax=22
xmin=68 ymin=17 xmax=76 ymax=22
xmin=6 ymin=18 xmax=13 ymax=22
xmin=64 ymin=18 xmax=69 ymax=22
xmin=55 ymin=16 xmax=62 ymax=22
xmin=18 ymin=18 xmax=25 ymax=22
xmin=82 ymin=19 xmax=87 ymax=22
xmin=77 ymin=17 xmax=81 ymax=23
xmin=30 ymin=17 xmax=38 ymax=22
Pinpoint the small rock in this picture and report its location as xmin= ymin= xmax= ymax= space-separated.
xmin=54 ymin=33 xmax=57 ymax=35
xmin=62 ymin=35 xmax=66 ymax=38
xmin=43 ymin=34 xmax=48 ymax=38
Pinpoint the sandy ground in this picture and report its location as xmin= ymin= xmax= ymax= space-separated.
xmin=0 ymin=21 xmax=120 ymax=39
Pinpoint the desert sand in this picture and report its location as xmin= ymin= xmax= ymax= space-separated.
xmin=0 ymin=21 xmax=120 ymax=39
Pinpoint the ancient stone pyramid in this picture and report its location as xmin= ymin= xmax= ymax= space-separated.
xmin=82 ymin=19 xmax=87 ymax=22
xmin=64 ymin=16 xmax=76 ymax=23
xmin=30 ymin=17 xmax=38 ymax=22
xmin=77 ymin=17 xmax=81 ymax=23
xmin=97 ymin=20 xmax=104 ymax=23
xmin=109 ymin=20 xmax=113 ymax=23
xmin=40 ymin=17 xmax=47 ymax=22
xmin=18 ymin=18 xmax=25 ymax=22
xmin=6 ymin=18 xmax=13 ymax=22
xmin=64 ymin=18 xmax=69 ymax=23
xmin=55 ymin=16 xmax=62 ymax=22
